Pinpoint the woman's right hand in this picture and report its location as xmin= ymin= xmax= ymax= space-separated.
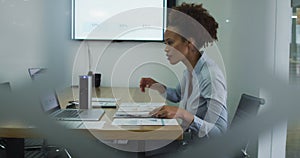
xmin=139 ymin=77 xmax=166 ymax=93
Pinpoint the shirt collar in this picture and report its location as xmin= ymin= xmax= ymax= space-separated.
xmin=183 ymin=51 xmax=208 ymax=76
xmin=193 ymin=51 xmax=207 ymax=75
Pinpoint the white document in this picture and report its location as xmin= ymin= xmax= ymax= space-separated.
xmin=113 ymin=111 xmax=152 ymax=118
xmin=92 ymin=97 xmax=120 ymax=102
xmin=92 ymin=102 xmax=117 ymax=108
xmin=118 ymin=106 xmax=157 ymax=112
xmin=91 ymin=97 xmax=118 ymax=108
xmin=114 ymin=102 xmax=164 ymax=118
xmin=119 ymin=102 xmax=164 ymax=107
xmin=111 ymin=118 xmax=178 ymax=126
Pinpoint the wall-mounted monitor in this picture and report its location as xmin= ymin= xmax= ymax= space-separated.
xmin=72 ymin=0 xmax=175 ymax=41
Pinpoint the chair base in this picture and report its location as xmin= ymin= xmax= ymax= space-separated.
xmin=25 ymin=146 xmax=71 ymax=158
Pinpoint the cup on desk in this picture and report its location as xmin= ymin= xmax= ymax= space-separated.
xmin=94 ymin=73 xmax=101 ymax=88
xmin=79 ymin=75 xmax=92 ymax=109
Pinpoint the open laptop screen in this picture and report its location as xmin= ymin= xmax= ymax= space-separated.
xmin=40 ymin=91 xmax=61 ymax=113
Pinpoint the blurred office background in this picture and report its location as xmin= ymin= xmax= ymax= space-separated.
xmin=0 ymin=0 xmax=298 ymax=157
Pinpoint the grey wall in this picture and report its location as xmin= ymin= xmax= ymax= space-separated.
xmin=0 ymin=0 xmax=183 ymax=89
xmin=0 ymin=0 xmax=46 ymax=88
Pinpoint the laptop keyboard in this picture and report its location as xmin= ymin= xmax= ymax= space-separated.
xmin=56 ymin=110 xmax=82 ymax=118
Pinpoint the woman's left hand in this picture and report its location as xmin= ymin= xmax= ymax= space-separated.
xmin=150 ymin=105 xmax=183 ymax=119
xmin=150 ymin=105 xmax=195 ymax=125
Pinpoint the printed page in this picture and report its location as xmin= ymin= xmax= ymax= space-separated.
xmin=111 ymin=118 xmax=178 ymax=126
xmin=113 ymin=111 xmax=152 ymax=118
xmin=92 ymin=97 xmax=120 ymax=102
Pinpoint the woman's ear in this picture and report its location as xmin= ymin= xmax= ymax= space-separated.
xmin=187 ymin=38 xmax=198 ymax=53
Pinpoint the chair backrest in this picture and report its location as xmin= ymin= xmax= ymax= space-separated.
xmin=230 ymin=93 xmax=265 ymax=128
xmin=230 ymin=93 xmax=265 ymax=158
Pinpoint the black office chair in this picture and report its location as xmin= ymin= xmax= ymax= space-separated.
xmin=230 ymin=93 xmax=265 ymax=158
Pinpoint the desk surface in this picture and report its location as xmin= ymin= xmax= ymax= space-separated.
xmin=0 ymin=87 xmax=183 ymax=141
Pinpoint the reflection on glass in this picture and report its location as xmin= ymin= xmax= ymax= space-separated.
xmin=287 ymin=7 xmax=300 ymax=158
xmin=290 ymin=8 xmax=300 ymax=84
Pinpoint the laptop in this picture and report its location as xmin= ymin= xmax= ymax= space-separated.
xmin=40 ymin=91 xmax=105 ymax=121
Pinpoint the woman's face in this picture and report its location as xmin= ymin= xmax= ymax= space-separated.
xmin=164 ymin=27 xmax=189 ymax=65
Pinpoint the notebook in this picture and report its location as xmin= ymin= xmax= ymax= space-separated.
xmin=40 ymin=91 xmax=104 ymax=121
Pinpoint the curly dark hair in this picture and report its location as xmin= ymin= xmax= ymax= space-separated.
xmin=168 ymin=3 xmax=219 ymax=49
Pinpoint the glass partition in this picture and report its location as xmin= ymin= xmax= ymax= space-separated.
xmin=287 ymin=5 xmax=300 ymax=158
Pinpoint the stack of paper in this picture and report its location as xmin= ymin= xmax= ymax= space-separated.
xmin=92 ymin=97 xmax=120 ymax=108
xmin=113 ymin=111 xmax=152 ymax=118
xmin=92 ymin=98 xmax=120 ymax=102
xmin=113 ymin=102 xmax=164 ymax=118
xmin=112 ymin=103 xmax=179 ymax=126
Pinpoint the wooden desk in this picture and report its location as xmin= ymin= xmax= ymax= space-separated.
xmin=0 ymin=87 xmax=183 ymax=157
xmin=57 ymin=86 xmax=183 ymax=141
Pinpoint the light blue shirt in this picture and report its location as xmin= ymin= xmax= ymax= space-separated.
xmin=165 ymin=52 xmax=228 ymax=138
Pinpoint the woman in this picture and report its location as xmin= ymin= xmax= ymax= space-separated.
xmin=140 ymin=3 xmax=228 ymax=139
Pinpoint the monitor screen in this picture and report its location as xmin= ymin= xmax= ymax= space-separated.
xmin=72 ymin=0 xmax=168 ymax=41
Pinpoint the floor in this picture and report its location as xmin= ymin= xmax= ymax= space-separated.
xmin=286 ymin=58 xmax=300 ymax=158
xmin=286 ymin=121 xmax=300 ymax=158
